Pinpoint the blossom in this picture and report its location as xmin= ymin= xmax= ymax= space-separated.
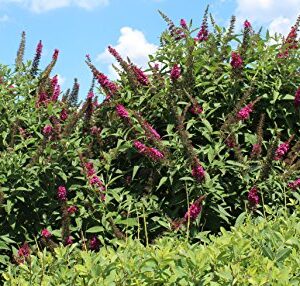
xmin=287 ymin=178 xmax=300 ymax=190
xmin=65 ymin=236 xmax=73 ymax=245
xmin=36 ymin=92 xmax=48 ymax=107
xmin=60 ymin=109 xmax=68 ymax=121
xmin=196 ymin=24 xmax=209 ymax=41
xmin=248 ymin=186 xmax=259 ymax=206
xmin=97 ymin=73 xmax=118 ymax=96
xmin=108 ymin=45 xmax=123 ymax=62
xmin=67 ymin=205 xmax=77 ymax=214
xmin=184 ymin=202 xmax=202 ymax=221
xmin=189 ymin=104 xmax=203 ymax=115
xmin=87 ymin=91 xmax=94 ymax=99
xmin=251 ymin=143 xmax=261 ymax=157
xmin=89 ymin=236 xmax=100 ymax=251
xmin=191 ymin=164 xmax=205 ymax=182
xmin=90 ymin=175 xmax=103 ymax=186
xmin=237 ymin=103 xmax=253 ymax=120
xmin=18 ymin=243 xmax=30 ymax=258
xmin=295 ymin=87 xmax=300 ymax=108
xmin=144 ymin=122 xmax=161 ymax=140
xmin=52 ymin=49 xmax=59 ymax=60
xmin=231 ymin=52 xmax=243 ymax=69
xmin=90 ymin=126 xmax=101 ymax=135
xmin=43 ymin=124 xmax=53 ymax=136
xmin=274 ymin=142 xmax=289 ymax=160
xmin=116 ymin=104 xmax=129 ymax=119
xmin=132 ymin=66 xmax=149 ymax=86
xmin=51 ymin=84 xmax=60 ymax=101
xmin=133 ymin=141 xmax=164 ymax=161
xmin=41 ymin=229 xmax=52 ymax=238
xmin=148 ymin=147 xmax=164 ymax=160
xmin=57 ymin=186 xmax=67 ymax=201
xmin=170 ymin=64 xmax=181 ymax=81
xmin=133 ymin=140 xmax=147 ymax=152
xmin=85 ymin=162 xmax=96 ymax=177
xmin=180 ymin=18 xmax=188 ymax=29
xmin=244 ymin=20 xmax=252 ymax=29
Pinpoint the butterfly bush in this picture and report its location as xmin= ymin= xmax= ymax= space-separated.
xmin=1 ymin=9 xmax=300 ymax=261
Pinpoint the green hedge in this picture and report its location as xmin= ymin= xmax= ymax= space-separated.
xmin=3 ymin=211 xmax=300 ymax=285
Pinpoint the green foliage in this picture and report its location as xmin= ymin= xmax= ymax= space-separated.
xmin=3 ymin=211 xmax=300 ymax=285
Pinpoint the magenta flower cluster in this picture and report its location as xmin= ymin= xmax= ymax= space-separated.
xmin=17 ymin=243 xmax=30 ymax=260
xmin=184 ymin=202 xmax=202 ymax=221
xmin=57 ymin=186 xmax=67 ymax=201
xmin=133 ymin=140 xmax=164 ymax=161
xmin=60 ymin=109 xmax=68 ymax=121
xmin=251 ymin=143 xmax=261 ymax=157
xmin=191 ymin=164 xmax=205 ymax=182
xmin=43 ymin=124 xmax=53 ymax=136
xmin=85 ymin=161 xmax=105 ymax=192
xmin=288 ymin=178 xmax=300 ymax=190
xmin=189 ymin=103 xmax=203 ymax=115
xmin=274 ymin=142 xmax=290 ymax=160
xmin=170 ymin=64 xmax=181 ymax=81
xmin=244 ymin=20 xmax=252 ymax=29
xmin=41 ymin=229 xmax=52 ymax=238
xmin=116 ymin=104 xmax=130 ymax=119
xmin=237 ymin=103 xmax=253 ymax=120
xmin=67 ymin=205 xmax=77 ymax=214
xmin=143 ymin=121 xmax=161 ymax=140
xmin=97 ymin=73 xmax=118 ymax=99
xmin=248 ymin=186 xmax=259 ymax=206
xmin=132 ymin=66 xmax=149 ymax=86
xmin=180 ymin=18 xmax=188 ymax=29
xmin=231 ymin=52 xmax=243 ymax=69
xmin=89 ymin=236 xmax=100 ymax=251
xmin=196 ymin=24 xmax=209 ymax=41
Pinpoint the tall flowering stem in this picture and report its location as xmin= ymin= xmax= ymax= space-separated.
xmin=30 ymin=40 xmax=43 ymax=77
xmin=184 ymin=195 xmax=206 ymax=222
xmin=133 ymin=140 xmax=164 ymax=162
xmin=15 ymin=31 xmax=26 ymax=70
xmin=248 ymin=186 xmax=259 ymax=207
xmin=196 ymin=6 xmax=209 ymax=42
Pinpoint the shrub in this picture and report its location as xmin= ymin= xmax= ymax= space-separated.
xmin=3 ymin=210 xmax=300 ymax=285
xmin=0 ymin=8 xmax=300 ymax=268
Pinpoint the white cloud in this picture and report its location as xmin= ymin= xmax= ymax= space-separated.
xmin=57 ymin=73 xmax=66 ymax=86
xmin=97 ymin=26 xmax=158 ymax=78
xmin=235 ymin=0 xmax=300 ymax=35
xmin=0 ymin=0 xmax=109 ymax=12
xmin=269 ymin=16 xmax=292 ymax=36
xmin=0 ymin=14 xmax=9 ymax=22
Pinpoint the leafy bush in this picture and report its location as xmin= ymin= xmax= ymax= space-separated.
xmin=1 ymin=8 xmax=300 ymax=269
xmin=3 ymin=210 xmax=300 ymax=285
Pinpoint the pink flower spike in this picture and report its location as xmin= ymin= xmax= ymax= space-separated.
xmin=41 ymin=229 xmax=52 ymax=238
xmin=237 ymin=103 xmax=253 ymax=120
xmin=57 ymin=186 xmax=67 ymax=201
xmin=43 ymin=124 xmax=53 ymax=136
xmin=170 ymin=64 xmax=181 ymax=81
xmin=67 ymin=205 xmax=77 ymax=214
xmin=231 ymin=52 xmax=243 ymax=69
xmin=191 ymin=164 xmax=205 ymax=182
xmin=180 ymin=19 xmax=188 ymax=29
xmin=52 ymin=49 xmax=59 ymax=60
xmin=60 ymin=109 xmax=68 ymax=121
xmin=244 ymin=20 xmax=252 ymax=29
xmin=184 ymin=202 xmax=202 ymax=221
xmin=190 ymin=104 xmax=203 ymax=115
xmin=116 ymin=104 xmax=129 ymax=119
xmin=65 ymin=236 xmax=73 ymax=245
xmin=274 ymin=142 xmax=290 ymax=160
xmin=248 ymin=186 xmax=259 ymax=206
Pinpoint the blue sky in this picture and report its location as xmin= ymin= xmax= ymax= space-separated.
xmin=0 ymin=0 xmax=299 ymax=99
